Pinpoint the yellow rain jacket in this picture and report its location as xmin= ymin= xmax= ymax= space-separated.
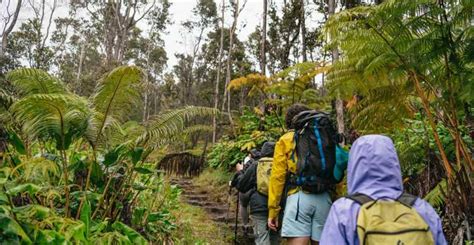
xmin=268 ymin=131 xmax=298 ymax=219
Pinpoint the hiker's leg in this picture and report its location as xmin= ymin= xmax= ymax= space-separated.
xmin=310 ymin=241 xmax=319 ymax=245
xmin=286 ymin=237 xmax=310 ymax=245
xmin=240 ymin=202 xmax=249 ymax=225
xmin=281 ymin=192 xmax=312 ymax=244
xmin=251 ymin=214 xmax=271 ymax=245
xmin=269 ymin=229 xmax=280 ymax=245
xmin=310 ymin=192 xmax=332 ymax=243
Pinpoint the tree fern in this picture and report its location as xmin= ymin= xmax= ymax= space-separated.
xmin=6 ymin=68 xmax=66 ymax=96
xmin=268 ymin=62 xmax=327 ymax=107
xmin=0 ymin=88 xmax=16 ymax=109
xmin=90 ymin=66 xmax=144 ymax=146
xmin=424 ymin=179 xmax=447 ymax=208
xmin=324 ymin=0 xmax=474 ymax=135
xmin=11 ymin=94 xmax=90 ymax=150
xmin=139 ymin=106 xmax=219 ymax=149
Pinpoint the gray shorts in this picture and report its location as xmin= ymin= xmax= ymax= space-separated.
xmin=281 ymin=191 xmax=332 ymax=241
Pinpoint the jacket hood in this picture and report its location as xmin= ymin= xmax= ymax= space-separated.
xmin=260 ymin=141 xmax=275 ymax=158
xmin=347 ymin=135 xmax=403 ymax=199
xmin=250 ymin=149 xmax=261 ymax=159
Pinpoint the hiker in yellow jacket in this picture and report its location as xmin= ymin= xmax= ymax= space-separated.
xmin=268 ymin=104 xmax=332 ymax=245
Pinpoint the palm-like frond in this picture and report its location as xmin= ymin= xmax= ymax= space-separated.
xmin=228 ymin=74 xmax=270 ymax=97
xmin=108 ymin=121 xmax=146 ymax=148
xmin=424 ymin=179 xmax=446 ymax=208
xmin=139 ymin=106 xmax=219 ymax=148
xmin=92 ymin=66 xmax=144 ymax=124
xmin=20 ymin=157 xmax=60 ymax=183
xmin=323 ymin=0 xmax=473 ymax=132
xmin=268 ymin=62 xmax=328 ymax=107
xmin=0 ymin=88 xmax=16 ymax=109
xmin=90 ymin=66 xmax=144 ymax=147
xmin=6 ymin=68 xmax=66 ymax=96
xmin=11 ymin=94 xmax=90 ymax=150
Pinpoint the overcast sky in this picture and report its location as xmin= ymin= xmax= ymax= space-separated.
xmin=1 ymin=0 xmax=323 ymax=69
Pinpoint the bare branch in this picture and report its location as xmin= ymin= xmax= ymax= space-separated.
xmin=27 ymin=0 xmax=40 ymax=18
xmin=238 ymin=0 xmax=248 ymax=16
xmin=85 ymin=3 xmax=100 ymax=23
xmin=132 ymin=0 xmax=156 ymax=26
xmin=1 ymin=0 xmax=22 ymax=56
xmin=2 ymin=0 xmax=22 ymax=36
xmin=127 ymin=0 xmax=138 ymax=28
xmin=41 ymin=0 xmax=57 ymax=48
xmin=40 ymin=0 xmax=46 ymax=27
xmin=112 ymin=1 xmax=123 ymax=32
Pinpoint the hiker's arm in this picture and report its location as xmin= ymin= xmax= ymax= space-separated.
xmin=268 ymin=138 xmax=288 ymax=219
xmin=234 ymin=163 xmax=256 ymax=193
xmin=320 ymin=204 xmax=347 ymax=244
xmin=433 ymin=217 xmax=447 ymax=245
xmin=416 ymin=200 xmax=448 ymax=245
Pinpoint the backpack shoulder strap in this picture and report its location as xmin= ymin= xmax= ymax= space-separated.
xmin=397 ymin=192 xmax=418 ymax=207
xmin=346 ymin=193 xmax=374 ymax=205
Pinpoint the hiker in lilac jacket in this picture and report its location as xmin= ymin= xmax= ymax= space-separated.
xmin=320 ymin=135 xmax=447 ymax=245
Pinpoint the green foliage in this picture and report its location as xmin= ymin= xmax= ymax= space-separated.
xmin=325 ymin=0 xmax=474 ymax=133
xmin=424 ymin=179 xmax=447 ymax=208
xmin=0 ymin=66 xmax=216 ymax=243
xmin=140 ymin=106 xmax=219 ymax=149
xmin=207 ymin=108 xmax=282 ymax=169
xmin=6 ymin=68 xmax=66 ymax=95
xmin=268 ymin=62 xmax=329 ymax=109
xmin=11 ymin=94 xmax=90 ymax=150
xmin=228 ymin=62 xmax=330 ymax=111
xmin=391 ymin=114 xmax=472 ymax=176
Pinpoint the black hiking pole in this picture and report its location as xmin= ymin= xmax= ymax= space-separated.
xmin=234 ymin=191 xmax=240 ymax=245
xmin=226 ymin=182 xmax=232 ymax=225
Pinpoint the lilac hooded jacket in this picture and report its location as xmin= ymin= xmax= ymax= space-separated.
xmin=320 ymin=135 xmax=447 ymax=245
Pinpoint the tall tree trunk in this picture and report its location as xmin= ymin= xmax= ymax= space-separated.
xmin=328 ymin=0 xmax=345 ymax=142
xmin=75 ymin=42 xmax=86 ymax=94
xmin=300 ymin=0 xmax=307 ymax=62
xmin=222 ymin=0 xmax=246 ymax=134
xmin=1 ymin=0 xmax=22 ymax=57
xmin=260 ymin=0 xmax=267 ymax=74
xmin=212 ymin=0 xmax=226 ymax=144
xmin=143 ymin=90 xmax=148 ymax=122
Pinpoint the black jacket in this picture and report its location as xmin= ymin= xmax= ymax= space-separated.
xmin=231 ymin=142 xmax=276 ymax=215
xmin=231 ymin=160 xmax=268 ymax=215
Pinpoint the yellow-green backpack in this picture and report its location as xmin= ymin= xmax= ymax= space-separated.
xmin=347 ymin=193 xmax=435 ymax=245
xmin=256 ymin=157 xmax=273 ymax=195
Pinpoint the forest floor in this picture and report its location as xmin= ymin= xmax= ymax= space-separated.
xmin=170 ymin=173 xmax=254 ymax=244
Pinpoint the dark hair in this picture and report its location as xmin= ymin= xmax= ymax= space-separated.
xmin=285 ymin=103 xmax=311 ymax=129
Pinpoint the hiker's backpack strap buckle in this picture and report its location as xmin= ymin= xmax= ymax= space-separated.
xmin=397 ymin=192 xmax=418 ymax=207
xmin=346 ymin=193 xmax=373 ymax=205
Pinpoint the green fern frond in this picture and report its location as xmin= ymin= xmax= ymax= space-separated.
xmin=0 ymin=88 xmax=16 ymax=109
xmin=21 ymin=157 xmax=60 ymax=183
xmin=11 ymin=94 xmax=90 ymax=150
xmin=90 ymin=66 xmax=144 ymax=147
xmin=424 ymin=179 xmax=446 ymax=208
xmin=6 ymin=68 xmax=67 ymax=96
xmin=139 ymin=106 xmax=219 ymax=148
xmin=92 ymin=66 xmax=144 ymax=124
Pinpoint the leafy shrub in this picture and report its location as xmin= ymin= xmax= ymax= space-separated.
xmin=207 ymin=108 xmax=283 ymax=169
xmin=0 ymin=67 xmax=216 ymax=243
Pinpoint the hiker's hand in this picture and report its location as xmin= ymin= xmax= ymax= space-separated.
xmin=235 ymin=163 xmax=243 ymax=172
xmin=267 ymin=217 xmax=278 ymax=231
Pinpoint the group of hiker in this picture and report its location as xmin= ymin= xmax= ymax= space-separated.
xmin=231 ymin=104 xmax=447 ymax=245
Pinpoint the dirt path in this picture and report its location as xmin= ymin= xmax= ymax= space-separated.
xmin=170 ymin=178 xmax=254 ymax=244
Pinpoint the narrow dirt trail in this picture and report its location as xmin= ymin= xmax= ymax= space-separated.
xmin=170 ymin=178 xmax=254 ymax=244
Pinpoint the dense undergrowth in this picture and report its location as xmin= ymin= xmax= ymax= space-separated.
xmin=0 ymin=0 xmax=472 ymax=243
xmin=0 ymin=67 xmax=216 ymax=243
